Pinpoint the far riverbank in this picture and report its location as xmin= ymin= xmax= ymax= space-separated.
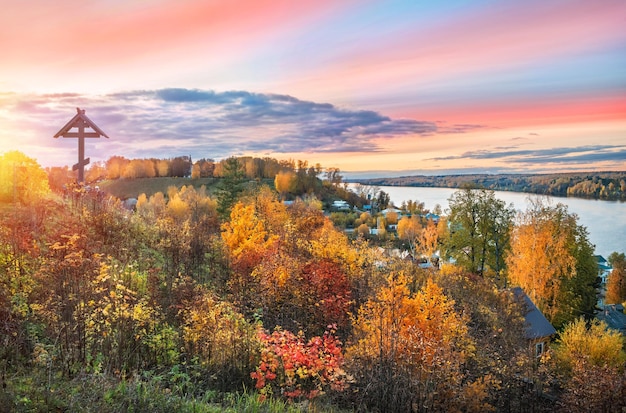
xmin=348 ymin=171 xmax=626 ymax=202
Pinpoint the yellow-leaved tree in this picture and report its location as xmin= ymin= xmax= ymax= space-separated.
xmin=0 ymin=151 xmax=50 ymax=204
xmin=221 ymin=201 xmax=278 ymax=268
xmin=397 ymin=215 xmax=422 ymax=258
xmin=554 ymin=318 xmax=626 ymax=412
xmin=183 ymin=291 xmax=261 ymax=390
xmin=506 ymin=201 xmax=597 ymax=328
xmin=221 ymin=201 xmax=278 ymax=311
xmin=274 ymin=170 xmax=297 ymax=199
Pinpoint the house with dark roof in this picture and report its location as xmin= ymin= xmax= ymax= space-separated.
xmin=512 ymin=287 xmax=557 ymax=357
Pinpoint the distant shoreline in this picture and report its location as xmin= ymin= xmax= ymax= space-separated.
xmin=347 ymin=171 xmax=626 ymax=202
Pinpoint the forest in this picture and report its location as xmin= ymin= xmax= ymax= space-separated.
xmin=352 ymin=172 xmax=626 ymax=201
xmin=1 ymin=150 xmax=625 ymax=412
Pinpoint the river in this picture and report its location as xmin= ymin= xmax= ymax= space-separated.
xmin=350 ymin=185 xmax=625 ymax=259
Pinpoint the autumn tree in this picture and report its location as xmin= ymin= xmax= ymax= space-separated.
xmin=191 ymin=158 xmax=215 ymax=178
xmin=170 ymin=155 xmax=192 ymax=177
xmin=347 ymin=273 xmax=481 ymax=412
xmin=0 ymin=151 xmax=50 ymax=204
xmin=402 ymin=199 xmax=426 ymax=215
xmin=385 ymin=210 xmax=398 ymax=225
xmin=274 ymin=170 xmax=297 ymax=199
xmin=397 ymin=215 xmax=422 ymax=258
xmin=155 ymin=159 xmax=171 ymax=177
xmin=444 ymin=187 xmax=514 ymax=278
xmin=553 ymin=318 xmax=626 ymax=412
xmin=221 ymin=201 xmax=278 ymax=312
xmin=183 ymin=291 xmax=260 ymax=390
xmin=46 ymin=166 xmax=74 ymax=193
xmin=298 ymin=260 xmax=351 ymax=334
xmin=84 ymin=161 xmax=107 ymax=183
xmin=356 ymin=223 xmax=370 ymax=238
xmin=397 ymin=215 xmax=439 ymax=263
xmin=221 ymin=202 xmax=277 ymax=272
xmin=506 ymin=200 xmax=598 ymax=327
xmin=105 ymin=155 xmax=129 ymax=179
xmin=606 ymin=252 xmax=626 ymax=304
xmin=35 ymin=233 xmax=102 ymax=376
xmin=431 ymin=267 xmax=553 ymax=411
xmin=305 ymin=219 xmax=376 ymax=308
xmin=354 ymin=212 xmax=372 ymax=228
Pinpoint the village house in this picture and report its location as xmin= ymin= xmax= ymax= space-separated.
xmin=331 ymin=200 xmax=351 ymax=211
xmin=512 ymin=287 xmax=557 ymax=358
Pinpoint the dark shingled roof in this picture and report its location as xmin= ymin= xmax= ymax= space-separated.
xmin=512 ymin=287 xmax=557 ymax=340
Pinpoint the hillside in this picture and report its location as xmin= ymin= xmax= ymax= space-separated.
xmin=2 ymin=151 xmax=625 ymax=412
xmin=350 ymin=171 xmax=626 ymax=201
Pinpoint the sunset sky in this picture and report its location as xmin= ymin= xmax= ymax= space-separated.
xmin=1 ymin=0 xmax=625 ymax=177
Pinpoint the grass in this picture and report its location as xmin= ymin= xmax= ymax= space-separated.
xmin=1 ymin=370 xmax=346 ymax=413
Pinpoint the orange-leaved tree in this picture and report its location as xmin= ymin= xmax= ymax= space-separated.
xmin=606 ymin=252 xmax=626 ymax=305
xmin=347 ymin=273 xmax=479 ymax=412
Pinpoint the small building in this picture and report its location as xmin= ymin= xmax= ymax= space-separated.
xmin=595 ymin=255 xmax=612 ymax=285
xmin=512 ymin=287 xmax=557 ymax=358
xmin=381 ymin=207 xmax=402 ymax=219
xmin=422 ymin=212 xmax=440 ymax=224
xmin=331 ymin=200 xmax=351 ymax=211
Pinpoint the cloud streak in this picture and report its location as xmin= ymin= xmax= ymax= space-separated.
xmin=429 ymin=145 xmax=626 ymax=165
xmin=1 ymin=89 xmax=438 ymax=165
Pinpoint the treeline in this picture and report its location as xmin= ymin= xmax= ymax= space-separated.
xmin=354 ymin=172 xmax=626 ymax=201
xmin=52 ymin=155 xmax=331 ymax=182
xmin=46 ymin=155 xmax=348 ymax=199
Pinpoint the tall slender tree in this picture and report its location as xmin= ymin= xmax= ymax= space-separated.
xmin=216 ymin=157 xmax=246 ymax=220
xmin=506 ymin=200 xmax=598 ymax=327
xmin=444 ymin=187 xmax=514 ymax=278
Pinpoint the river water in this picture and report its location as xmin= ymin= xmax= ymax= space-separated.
xmin=350 ymin=185 xmax=625 ymax=259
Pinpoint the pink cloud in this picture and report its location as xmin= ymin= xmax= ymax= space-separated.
xmin=393 ymin=91 xmax=625 ymax=126
xmin=284 ymin=0 xmax=626 ymax=103
xmin=2 ymin=0 xmax=359 ymax=71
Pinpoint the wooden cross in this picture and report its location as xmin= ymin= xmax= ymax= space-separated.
xmin=53 ymin=108 xmax=109 ymax=183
